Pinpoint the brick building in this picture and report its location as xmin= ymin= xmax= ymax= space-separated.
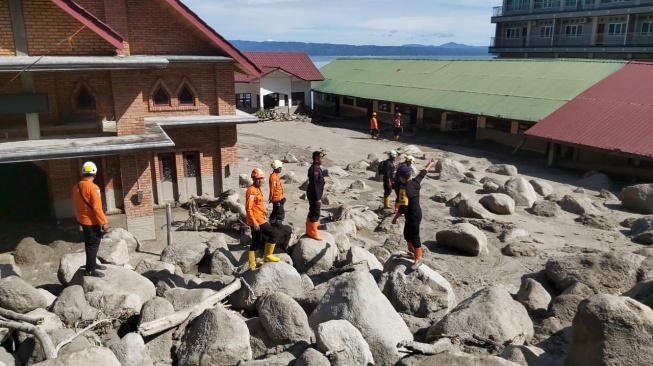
xmin=0 ymin=0 xmax=261 ymax=240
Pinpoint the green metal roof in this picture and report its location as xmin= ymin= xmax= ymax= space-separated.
xmin=313 ymin=58 xmax=626 ymax=122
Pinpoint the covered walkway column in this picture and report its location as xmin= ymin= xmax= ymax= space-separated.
xmin=120 ymin=152 xmax=155 ymax=240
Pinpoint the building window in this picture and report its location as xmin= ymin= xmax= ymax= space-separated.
xmin=75 ymin=85 xmax=95 ymax=110
xmin=291 ymin=92 xmax=305 ymax=105
xmin=565 ymin=25 xmax=583 ymax=37
xmin=508 ymin=0 xmax=529 ymax=11
xmin=506 ymin=27 xmax=521 ymax=38
xmin=565 ymin=0 xmax=578 ymax=6
xmin=608 ymin=23 xmax=626 ymax=36
xmin=178 ymin=86 xmax=195 ymax=106
xmin=535 ymin=0 xmax=554 ymax=8
xmin=485 ymin=118 xmax=512 ymax=133
xmin=236 ymin=93 xmax=251 ymax=108
xmin=642 ymin=21 xmax=653 ymax=35
xmin=184 ymin=152 xmax=199 ymax=178
xmin=378 ymin=101 xmax=391 ymax=112
xmin=153 ymin=87 xmax=170 ymax=106
xmin=540 ymin=26 xmax=553 ymax=38
xmin=343 ymin=96 xmax=354 ymax=106
xmin=356 ymin=98 xmax=369 ymax=108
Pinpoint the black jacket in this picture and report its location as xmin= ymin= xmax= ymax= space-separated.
xmin=307 ymin=163 xmax=324 ymax=200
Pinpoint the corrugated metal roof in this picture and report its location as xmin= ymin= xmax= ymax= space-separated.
xmin=525 ymin=62 xmax=653 ymax=158
xmin=313 ymin=58 xmax=625 ymax=122
xmin=236 ymin=52 xmax=324 ymax=82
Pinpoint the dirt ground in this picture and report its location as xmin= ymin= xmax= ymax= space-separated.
xmin=1 ymin=118 xmax=645 ymax=302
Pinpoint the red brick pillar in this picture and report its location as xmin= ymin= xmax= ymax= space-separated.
xmin=219 ymin=125 xmax=239 ymax=192
xmin=111 ymin=70 xmax=145 ymax=136
xmin=119 ymin=152 xmax=155 ymax=240
xmin=215 ymin=63 xmax=236 ymax=116
xmin=103 ymin=0 xmax=130 ymax=54
xmin=48 ymin=159 xmax=78 ymax=219
xmin=104 ymin=155 xmax=123 ymax=214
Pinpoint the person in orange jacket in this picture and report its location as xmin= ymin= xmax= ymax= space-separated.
xmin=269 ymin=160 xmax=285 ymax=227
xmin=393 ymin=112 xmax=403 ymax=141
xmin=370 ymin=111 xmax=379 ymax=140
xmin=73 ymin=161 xmax=109 ymax=278
xmin=246 ymin=168 xmax=280 ymax=270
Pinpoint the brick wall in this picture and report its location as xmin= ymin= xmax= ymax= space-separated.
xmin=111 ymin=70 xmax=145 ymax=135
xmin=22 ymin=0 xmax=116 ymax=56
xmin=74 ymin=0 xmax=106 ymax=21
xmin=119 ymin=152 xmax=155 ymax=240
xmin=0 ymin=0 xmax=15 ymax=55
xmin=215 ymin=63 xmax=236 ymax=115
xmin=48 ymin=158 xmax=79 ymax=218
xmin=219 ymin=124 xmax=239 ymax=192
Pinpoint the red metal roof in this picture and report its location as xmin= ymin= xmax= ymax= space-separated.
xmin=51 ymin=0 xmax=124 ymax=50
xmin=236 ymin=52 xmax=324 ymax=83
xmin=525 ymin=62 xmax=653 ymax=158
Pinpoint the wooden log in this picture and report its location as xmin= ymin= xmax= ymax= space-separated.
xmin=0 ymin=320 xmax=55 ymax=359
xmin=0 ymin=308 xmax=43 ymax=325
xmin=137 ymin=279 xmax=241 ymax=337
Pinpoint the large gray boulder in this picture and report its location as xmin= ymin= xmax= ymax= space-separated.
xmin=504 ymin=177 xmax=538 ymax=208
xmin=624 ymin=279 xmax=653 ymax=308
xmin=160 ymin=241 xmax=207 ymax=273
xmin=333 ymin=205 xmax=379 ymax=231
xmin=257 ymin=292 xmax=313 ymax=344
xmin=516 ymin=278 xmax=551 ymax=314
xmin=97 ymin=239 xmax=130 ymax=265
xmin=324 ymin=220 xmax=357 ymax=237
xmin=621 ymin=184 xmax=653 ymax=214
xmin=545 ymin=251 xmax=646 ymax=293
xmin=436 ymin=223 xmax=488 ymax=256
xmin=565 ymin=294 xmax=653 ymax=366
xmin=210 ymin=248 xmax=236 ymax=275
xmin=345 ymin=247 xmax=383 ymax=279
xmin=176 ymin=307 xmax=252 ymax=366
xmin=103 ymin=228 xmax=139 ymax=252
xmin=32 ymin=347 xmax=121 ymax=366
xmin=308 ymin=271 xmax=412 ymax=366
xmin=379 ymin=257 xmax=456 ymax=318
xmin=557 ymin=194 xmax=600 ymax=215
xmin=0 ymin=276 xmax=47 ymax=313
xmin=323 ymin=166 xmax=349 ymax=178
xmin=549 ymin=294 xmax=584 ymax=324
xmin=480 ymin=194 xmax=515 ymax=215
xmin=399 ymin=351 xmax=521 ymax=366
xmin=486 ymin=164 xmax=518 ymax=176
xmin=529 ymin=179 xmax=553 ymax=197
xmin=139 ymin=297 xmax=175 ymax=365
xmin=58 ymin=253 xmax=101 ymax=286
xmin=51 ymin=285 xmax=98 ymax=326
xmin=163 ymin=288 xmax=216 ymax=311
xmin=458 ymin=199 xmax=492 ymax=219
xmin=69 ymin=265 xmax=156 ymax=309
xmin=295 ymin=348 xmax=330 ymax=366
xmin=291 ymin=232 xmax=337 ymax=275
xmin=630 ymin=216 xmax=653 ymax=244
xmin=13 ymin=237 xmax=54 ymax=265
xmin=436 ymin=159 xmax=466 ymax=181
xmin=109 ymin=333 xmax=153 ymax=366
xmin=577 ymin=171 xmax=614 ymax=191
xmin=230 ymin=262 xmax=304 ymax=311
xmin=316 ymin=320 xmax=374 ymax=366
xmin=426 ymin=286 xmax=534 ymax=343
xmin=500 ymin=345 xmax=551 ymax=366
xmin=529 ymin=200 xmax=561 ymax=217
xmin=134 ymin=259 xmax=176 ymax=284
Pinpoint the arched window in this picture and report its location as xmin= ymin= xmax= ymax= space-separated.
xmin=75 ymin=85 xmax=96 ymax=110
xmin=153 ymin=86 xmax=170 ymax=106
xmin=178 ymin=85 xmax=195 ymax=106
xmin=149 ymin=78 xmax=173 ymax=110
xmin=174 ymin=78 xmax=198 ymax=108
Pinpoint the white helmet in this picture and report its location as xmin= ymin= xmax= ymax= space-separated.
xmin=388 ymin=150 xmax=398 ymax=158
xmin=271 ymin=160 xmax=283 ymax=169
xmin=81 ymin=161 xmax=97 ymax=175
xmin=404 ymin=155 xmax=415 ymax=162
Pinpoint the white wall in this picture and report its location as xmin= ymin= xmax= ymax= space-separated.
xmin=237 ymin=71 xmax=315 ymax=109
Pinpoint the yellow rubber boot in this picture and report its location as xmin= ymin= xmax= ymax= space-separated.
xmin=384 ymin=196 xmax=391 ymax=209
xmin=264 ymin=243 xmax=280 ymax=262
xmin=248 ymin=251 xmax=259 ymax=270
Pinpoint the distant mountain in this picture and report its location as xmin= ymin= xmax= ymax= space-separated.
xmin=230 ymin=40 xmax=489 ymax=57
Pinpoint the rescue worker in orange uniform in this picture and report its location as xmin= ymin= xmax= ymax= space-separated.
xmin=246 ymin=168 xmax=280 ymax=270
xmin=393 ymin=112 xmax=403 ymax=141
xmin=370 ymin=111 xmax=379 ymax=140
xmin=306 ymin=151 xmax=325 ymax=240
xmin=392 ymin=158 xmax=436 ymax=270
xmin=73 ymin=161 xmax=109 ymax=278
xmin=269 ymin=160 xmax=285 ymax=227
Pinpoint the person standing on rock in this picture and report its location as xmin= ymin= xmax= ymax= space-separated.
xmin=246 ymin=168 xmax=280 ymax=270
xmin=393 ymin=112 xmax=403 ymax=141
xmin=381 ymin=150 xmax=398 ymax=209
xmin=370 ymin=112 xmax=379 ymax=140
xmin=73 ymin=161 xmax=109 ymax=278
xmin=392 ymin=158 xmax=436 ymax=270
xmin=306 ymin=151 xmax=325 ymax=240
xmin=268 ymin=160 xmax=285 ymax=227
xmin=393 ymin=155 xmax=415 ymax=213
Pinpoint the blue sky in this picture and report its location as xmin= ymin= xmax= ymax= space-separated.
xmin=182 ymin=0 xmax=496 ymax=47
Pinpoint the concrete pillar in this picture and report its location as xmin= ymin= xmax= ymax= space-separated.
xmin=510 ymin=121 xmax=519 ymax=135
xmin=548 ymin=143 xmax=557 ymax=166
xmin=417 ymin=107 xmax=424 ymax=126
xmin=476 ymin=116 xmax=486 ymax=141
xmin=120 ymin=152 xmax=155 ymax=241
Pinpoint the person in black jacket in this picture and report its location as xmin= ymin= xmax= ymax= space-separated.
xmin=392 ymin=158 xmax=436 ymax=270
xmin=306 ymin=151 xmax=325 ymax=240
xmin=393 ymin=155 xmax=415 ymax=213
xmin=382 ymin=150 xmax=397 ymax=209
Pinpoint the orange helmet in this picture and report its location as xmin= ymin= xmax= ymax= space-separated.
xmin=251 ymin=168 xmax=265 ymax=179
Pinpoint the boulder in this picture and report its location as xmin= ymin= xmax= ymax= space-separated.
xmin=333 ymin=205 xmax=379 ymax=231
xmin=546 ymin=252 xmax=646 ymax=293
xmin=316 ymin=320 xmax=374 ymax=366
xmin=205 ymin=233 xmax=229 ymax=255
xmin=97 ymin=239 xmax=130 ymax=265
xmin=436 ymin=223 xmax=488 ymax=256
xmin=529 ymin=200 xmax=561 ymax=217
xmin=323 ymin=166 xmax=349 ymax=178
xmin=562 ymin=282 xmax=596 ymax=298
xmin=13 ymin=237 xmax=54 ymax=265
xmin=103 ymin=228 xmax=139 ymax=252
xmin=257 ymin=292 xmax=313 ymax=344
xmin=458 ymin=199 xmax=492 ymax=219
xmin=574 ymin=213 xmax=618 ymax=231
xmin=502 ymin=243 xmax=538 ymax=257
xmin=600 ymin=189 xmax=619 ymax=201
xmin=499 ymin=227 xmax=530 ymax=242
xmin=350 ymin=180 xmax=366 ymax=190
xmin=133 ymin=259 xmax=176 ymax=284
xmin=446 ymin=192 xmax=469 ymax=208
xmin=427 ymin=286 xmax=534 ymax=343
xmin=480 ymin=194 xmax=515 ymax=215
xmin=460 ymin=177 xmax=482 ymax=187
xmin=483 ymin=180 xmax=503 ymax=194
xmin=51 ymin=285 xmax=98 ymax=326
xmin=577 ymin=171 xmax=614 ymax=191
xmin=624 ymin=279 xmax=653 ymax=308
xmin=295 ymin=348 xmax=330 ymax=366
xmin=246 ymin=317 xmax=280 ymax=359
xmin=549 ymin=294 xmax=584 ymax=324
xmin=291 ymin=232 xmax=337 ymax=275
xmin=139 ymin=297 xmax=175 ymax=364
xmin=0 ymin=276 xmax=46 ymax=313
xmin=529 ymin=179 xmax=553 ymax=197
xmin=500 ymin=345 xmax=550 ymax=366
xmin=346 ymin=160 xmax=370 ymax=171
xmin=164 ymin=288 xmax=217 ymax=311
xmin=516 ymin=278 xmax=551 ymax=314
xmin=109 ymin=333 xmax=152 ymax=366
xmin=210 ymin=249 xmax=236 ymax=276
xmin=308 ymin=271 xmax=412 ymax=366
xmin=86 ymin=290 xmax=142 ymax=318
xmin=486 ymin=164 xmax=518 ymax=176
xmin=566 ymin=294 xmax=653 ymax=366
xmin=240 ymin=173 xmax=253 ymax=188
xmin=345 ymin=247 xmax=383 ymax=279
xmin=557 ymin=194 xmax=600 ymax=215
xmin=435 ymin=159 xmax=466 ymax=181
xmin=230 ymin=262 xmax=303 ymax=311
xmin=324 ymin=220 xmax=357 ymax=237
xmin=400 ymin=350 xmax=522 ymax=365
xmin=431 ymin=190 xmax=455 ymax=203
xmin=504 ymin=177 xmax=537 ymax=208
xmin=630 ymin=216 xmax=653 ymax=244
xmin=17 ymin=308 xmax=64 ymax=343
xmin=176 ymin=307 xmax=251 ymax=366
xmin=58 ymin=253 xmax=100 ymax=286
xmin=160 ymin=242 xmax=207 ymax=273
xmin=378 ymin=257 xmax=456 ymax=318
xmin=69 ymin=265 xmax=156 ymax=308
xmin=32 ymin=347 xmax=121 ymax=366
